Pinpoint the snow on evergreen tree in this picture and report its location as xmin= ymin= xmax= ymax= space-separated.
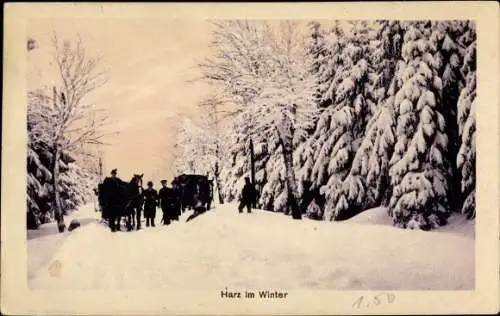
xmin=258 ymin=135 xmax=287 ymax=212
xmin=27 ymin=124 xmax=96 ymax=227
xmin=387 ymin=21 xmax=451 ymax=230
xmin=298 ymin=21 xmax=379 ymax=220
xmin=58 ymin=159 xmax=98 ymax=213
xmin=456 ymin=22 xmax=476 ymax=219
xmin=27 ymin=91 xmax=56 ymax=227
xmin=338 ymin=103 xmax=397 ymax=217
xmin=428 ymin=21 xmax=473 ymax=212
xmin=318 ymin=22 xmax=349 ymax=109
xmin=58 ymin=154 xmax=80 ymax=213
xmin=297 ymin=22 xmax=347 ymax=195
xmin=324 ymin=21 xmax=404 ymax=220
xmin=27 ymin=145 xmax=52 ymax=228
xmin=304 ymin=21 xmax=328 ymax=104
xmin=219 ymin=112 xmax=270 ymax=205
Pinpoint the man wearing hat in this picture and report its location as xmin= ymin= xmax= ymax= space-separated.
xmin=158 ymin=179 xmax=174 ymax=226
xmin=100 ymin=169 xmax=123 ymax=231
xmin=143 ymin=181 xmax=158 ymax=227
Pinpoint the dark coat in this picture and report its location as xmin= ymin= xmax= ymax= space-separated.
xmin=99 ymin=176 xmax=127 ymax=220
xmin=143 ymin=188 xmax=158 ymax=217
xmin=100 ymin=177 xmax=124 ymax=208
xmin=171 ymin=185 xmax=182 ymax=215
xmin=241 ymin=182 xmax=256 ymax=205
xmin=158 ymin=187 xmax=174 ymax=209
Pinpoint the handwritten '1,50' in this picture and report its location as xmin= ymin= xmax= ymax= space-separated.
xmin=352 ymin=292 xmax=396 ymax=308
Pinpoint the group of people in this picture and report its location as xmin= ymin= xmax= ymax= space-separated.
xmin=143 ymin=178 xmax=183 ymax=227
xmin=96 ymin=169 xmax=182 ymax=232
xmin=96 ymin=169 xmax=258 ymax=232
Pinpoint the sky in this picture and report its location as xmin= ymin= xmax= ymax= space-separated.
xmin=27 ymin=18 xmax=216 ymax=185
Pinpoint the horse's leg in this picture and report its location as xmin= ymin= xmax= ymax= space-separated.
xmin=137 ymin=208 xmax=142 ymax=230
xmin=129 ymin=206 xmax=134 ymax=231
xmin=109 ymin=208 xmax=118 ymax=232
xmin=126 ymin=211 xmax=132 ymax=231
xmin=115 ymin=211 xmax=121 ymax=231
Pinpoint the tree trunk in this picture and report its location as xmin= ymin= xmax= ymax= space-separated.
xmin=280 ymin=137 xmax=301 ymax=220
xmin=51 ymin=146 xmax=66 ymax=233
xmin=214 ymin=161 xmax=224 ymax=204
xmin=98 ymin=156 xmax=103 ymax=182
xmin=249 ymin=139 xmax=256 ymax=208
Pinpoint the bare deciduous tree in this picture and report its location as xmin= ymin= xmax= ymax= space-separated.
xmin=30 ymin=32 xmax=107 ymax=232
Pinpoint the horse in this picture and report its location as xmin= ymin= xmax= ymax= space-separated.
xmin=117 ymin=174 xmax=144 ymax=231
xmin=98 ymin=173 xmax=143 ymax=232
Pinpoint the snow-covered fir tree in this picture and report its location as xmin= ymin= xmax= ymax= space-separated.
xmin=456 ymin=21 xmax=476 ymax=219
xmin=297 ymin=22 xmax=346 ymax=214
xmin=219 ymin=112 xmax=270 ymax=205
xmin=320 ymin=21 xmax=404 ymax=220
xmin=27 ymin=145 xmax=53 ymax=228
xmin=429 ymin=21 xmax=473 ymax=212
xmin=27 ymin=129 xmax=97 ymax=229
xmin=298 ymin=21 xmax=380 ymax=220
xmin=258 ymin=136 xmax=287 ymax=212
xmin=387 ymin=21 xmax=452 ymax=230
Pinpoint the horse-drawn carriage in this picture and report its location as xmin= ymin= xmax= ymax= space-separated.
xmin=96 ymin=172 xmax=214 ymax=231
xmin=97 ymin=173 xmax=143 ymax=231
xmin=172 ymin=174 xmax=213 ymax=212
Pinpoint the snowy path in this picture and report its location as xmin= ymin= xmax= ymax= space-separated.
xmin=27 ymin=202 xmax=101 ymax=279
xmin=29 ymin=203 xmax=474 ymax=290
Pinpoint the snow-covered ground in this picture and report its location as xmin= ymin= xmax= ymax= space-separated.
xmin=28 ymin=203 xmax=474 ymax=290
xmin=27 ymin=202 xmax=101 ymax=280
xmin=348 ymin=206 xmax=476 ymax=238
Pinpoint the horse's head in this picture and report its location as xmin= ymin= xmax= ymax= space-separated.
xmin=132 ymin=174 xmax=144 ymax=184
xmin=136 ymin=174 xmax=144 ymax=193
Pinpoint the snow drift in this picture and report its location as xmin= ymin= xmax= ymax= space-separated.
xmin=29 ymin=203 xmax=474 ymax=291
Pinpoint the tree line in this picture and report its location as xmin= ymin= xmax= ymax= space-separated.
xmin=174 ymin=20 xmax=476 ymax=230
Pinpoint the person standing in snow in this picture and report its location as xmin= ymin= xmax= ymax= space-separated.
xmin=100 ymin=169 xmax=123 ymax=232
xmin=171 ymin=181 xmax=182 ymax=219
xmin=158 ymin=179 xmax=174 ymax=226
xmin=238 ymin=177 xmax=256 ymax=213
xmin=143 ymin=181 xmax=158 ymax=227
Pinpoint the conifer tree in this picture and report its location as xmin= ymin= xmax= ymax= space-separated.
xmin=456 ymin=21 xmax=476 ymax=219
xmin=329 ymin=21 xmax=404 ymax=219
xmin=388 ymin=21 xmax=451 ymax=230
